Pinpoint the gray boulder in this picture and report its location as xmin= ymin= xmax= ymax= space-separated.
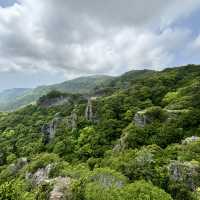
xmin=49 ymin=177 xmax=72 ymax=200
xmin=26 ymin=164 xmax=52 ymax=186
xmin=168 ymin=161 xmax=200 ymax=191
xmin=134 ymin=110 xmax=150 ymax=127
xmin=182 ymin=136 xmax=200 ymax=145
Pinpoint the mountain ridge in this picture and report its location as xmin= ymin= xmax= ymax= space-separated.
xmin=0 ymin=75 xmax=113 ymax=111
xmin=0 ymin=70 xmax=157 ymax=111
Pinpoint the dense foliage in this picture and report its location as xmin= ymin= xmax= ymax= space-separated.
xmin=0 ymin=65 xmax=200 ymax=199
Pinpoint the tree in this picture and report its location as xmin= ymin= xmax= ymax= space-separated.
xmin=122 ymin=124 xmax=147 ymax=149
xmin=122 ymin=180 xmax=173 ymax=200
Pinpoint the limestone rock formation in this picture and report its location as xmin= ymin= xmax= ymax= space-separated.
xmin=42 ymin=117 xmax=61 ymax=144
xmin=38 ymin=96 xmax=70 ymax=108
xmin=85 ymin=98 xmax=93 ymax=121
xmin=85 ymin=97 xmax=97 ymax=121
xmin=113 ymin=132 xmax=128 ymax=153
xmin=26 ymin=163 xmax=73 ymax=199
xmin=26 ymin=164 xmax=52 ymax=186
xmin=66 ymin=109 xmax=78 ymax=130
xmin=9 ymin=157 xmax=28 ymax=175
xmin=168 ymin=161 xmax=200 ymax=191
xmin=182 ymin=136 xmax=200 ymax=145
xmin=49 ymin=177 xmax=72 ymax=200
xmin=133 ymin=110 xmax=150 ymax=127
xmin=133 ymin=107 xmax=187 ymax=127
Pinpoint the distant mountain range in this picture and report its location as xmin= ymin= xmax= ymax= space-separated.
xmin=0 ymin=69 xmax=171 ymax=111
xmin=0 ymin=75 xmax=113 ymax=111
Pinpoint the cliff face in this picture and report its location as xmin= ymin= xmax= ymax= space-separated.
xmin=133 ymin=110 xmax=150 ymax=127
xmin=85 ymin=98 xmax=93 ymax=121
xmin=66 ymin=109 xmax=78 ymax=130
xmin=41 ymin=117 xmax=62 ymax=144
xmin=168 ymin=161 xmax=200 ymax=191
xmin=38 ymin=96 xmax=70 ymax=108
xmin=0 ymin=75 xmax=113 ymax=112
xmin=133 ymin=107 xmax=189 ymax=128
xmin=85 ymin=97 xmax=97 ymax=122
xmin=133 ymin=107 xmax=167 ymax=127
xmin=49 ymin=177 xmax=72 ymax=200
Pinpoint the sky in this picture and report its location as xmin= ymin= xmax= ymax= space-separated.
xmin=0 ymin=0 xmax=200 ymax=91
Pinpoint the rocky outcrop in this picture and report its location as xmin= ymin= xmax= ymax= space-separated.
xmin=66 ymin=109 xmax=78 ymax=130
xmin=42 ymin=116 xmax=61 ymax=144
xmin=26 ymin=164 xmax=73 ymax=199
xmin=133 ymin=108 xmax=188 ymax=128
xmin=85 ymin=97 xmax=97 ymax=121
xmin=38 ymin=96 xmax=70 ymax=108
xmin=113 ymin=132 xmax=128 ymax=153
xmin=182 ymin=136 xmax=200 ymax=145
xmin=49 ymin=177 xmax=72 ymax=200
xmin=26 ymin=163 xmax=73 ymax=199
xmin=168 ymin=161 xmax=200 ymax=191
xmin=9 ymin=157 xmax=28 ymax=175
xmin=133 ymin=110 xmax=150 ymax=127
xmin=85 ymin=98 xmax=93 ymax=121
xmin=26 ymin=164 xmax=52 ymax=186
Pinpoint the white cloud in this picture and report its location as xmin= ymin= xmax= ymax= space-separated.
xmin=160 ymin=0 xmax=200 ymax=28
xmin=0 ymin=0 xmax=199 ymax=79
xmin=192 ymin=35 xmax=200 ymax=48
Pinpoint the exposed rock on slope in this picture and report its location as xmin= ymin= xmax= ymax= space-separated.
xmin=26 ymin=164 xmax=73 ymax=199
xmin=66 ymin=109 xmax=78 ymax=130
xmin=85 ymin=98 xmax=93 ymax=121
xmin=9 ymin=157 xmax=28 ymax=175
xmin=0 ymin=75 xmax=112 ymax=111
xmin=182 ymin=136 xmax=200 ymax=145
xmin=49 ymin=177 xmax=72 ymax=200
xmin=41 ymin=117 xmax=62 ymax=144
xmin=38 ymin=95 xmax=70 ymax=108
xmin=133 ymin=107 xmax=188 ymax=127
xmin=85 ymin=97 xmax=97 ymax=121
xmin=134 ymin=110 xmax=150 ymax=127
xmin=26 ymin=164 xmax=52 ymax=186
xmin=168 ymin=161 xmax=200 ymax=191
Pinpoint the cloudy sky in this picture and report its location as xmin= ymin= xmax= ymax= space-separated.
xmin=0 ymin=0 xmax=200 ymax=91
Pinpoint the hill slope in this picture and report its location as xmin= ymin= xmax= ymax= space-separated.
xmin=0 ymin=65 xmax=200 ymax=200
xmin=0 ymin=75 xmax=113 ymax=111
xmin=0 ymin=88 xmax=30 ymax=103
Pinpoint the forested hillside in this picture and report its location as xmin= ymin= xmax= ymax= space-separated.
xmin=0 ymin=75 xmax=112 ymax=111
xmin=0 ymin=65 xmax=200 ymax=200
